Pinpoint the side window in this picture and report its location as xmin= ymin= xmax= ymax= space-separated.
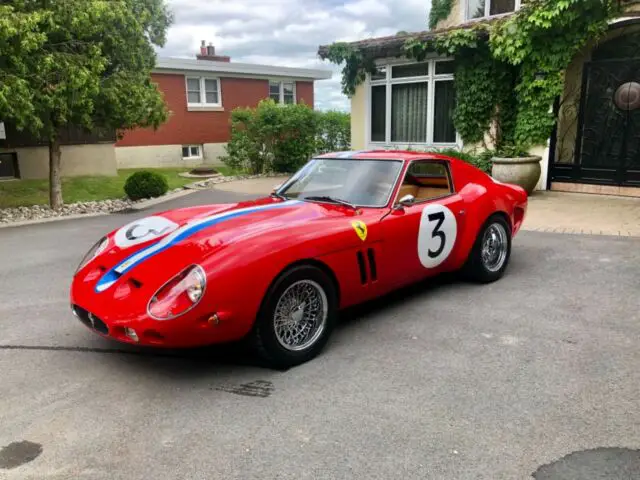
xmin=397 ymin=161 xmax=452 ymax=202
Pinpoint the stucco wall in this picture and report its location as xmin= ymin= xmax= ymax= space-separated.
xmin=435 ymin=0 xmax=463 ymax=29
xmin=116 ymin=143 xmax=226 ymax=169
xmin=350 ymin=83 xmax=366 ymax=150
xmin=1 ymin=144 xmax=117 ymax=179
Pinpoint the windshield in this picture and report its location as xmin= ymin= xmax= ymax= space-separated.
xmin=278 ymin=158 xmax=403 ymax=207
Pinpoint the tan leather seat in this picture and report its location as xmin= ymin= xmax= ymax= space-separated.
xmin=398 ymin=184 xmax=419 ymax=198
xmin=417 ymin=187 xmax=449 ymax=199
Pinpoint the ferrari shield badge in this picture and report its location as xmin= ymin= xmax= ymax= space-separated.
xmin=351 ymin=220 xmax=367 ymax=241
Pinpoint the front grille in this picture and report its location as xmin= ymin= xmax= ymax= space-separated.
xmin=72 ymin=305 xmax=109 ymax=335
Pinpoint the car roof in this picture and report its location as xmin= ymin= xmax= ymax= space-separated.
xmin=314 ymin=149 xmax=461 ymax=165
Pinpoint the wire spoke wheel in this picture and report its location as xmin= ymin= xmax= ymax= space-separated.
xmin=481 ymin=222 xmax=508 ymax=272
xmin=273 ymin=280 xmax=328 ymax=352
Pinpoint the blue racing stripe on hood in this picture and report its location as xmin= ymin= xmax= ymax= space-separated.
xmin=95 ymin=200 xmax=300 ymax=293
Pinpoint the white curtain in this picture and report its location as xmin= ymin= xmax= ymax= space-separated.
xmin=391 ymin=82 xmax=428 ymax=143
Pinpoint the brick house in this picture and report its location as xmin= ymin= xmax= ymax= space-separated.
xmin=318 ymin=1 xmax=640 ymax=196
xmin=115 ymin=42 xmax=332 ymax=169
xmin=0 ymin=42 xmax=331 ymax=179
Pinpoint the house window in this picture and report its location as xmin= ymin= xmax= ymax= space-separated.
xmin=269 ymin=80 xmax=296 ymax=104
xmin=182 ymin=145 xmax=202 ymax=159
xmin=185 ymin=77 xmax=221 ymax=106
xmin=369 ymin=59 xmax=457 ymax=146
xmin=466 ymin=0 xmax=519 ymax=20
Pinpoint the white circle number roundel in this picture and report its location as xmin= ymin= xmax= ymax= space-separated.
xmin=418 ymin=204 xmax=457 ymax=268
xmin=114 ymin=216 xmax=179 ymax=248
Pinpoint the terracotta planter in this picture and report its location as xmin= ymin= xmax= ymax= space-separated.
xmin=491 ymin=156 xmax=542 ymax=194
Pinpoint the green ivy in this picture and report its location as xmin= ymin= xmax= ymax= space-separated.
xmin=322 ymin=42 xmax=377 ymax=97
xmin=428 ymin=0 xmax=454 ymax=30
xmin=490 ymin=0 xmax=617 ymax=146
xmin=321 ymin=0 xmax=622 ymax=152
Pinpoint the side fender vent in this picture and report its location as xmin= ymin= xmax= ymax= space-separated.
xmin=367 ymin=248 xmax=377 ymax=282
xmin=356 ymin=251 xmax=368 ymax=284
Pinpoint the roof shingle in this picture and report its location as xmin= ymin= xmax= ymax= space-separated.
xmin=317 ymin=17 xmax=505 ymax=60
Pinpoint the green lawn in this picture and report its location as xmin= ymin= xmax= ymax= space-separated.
xmin=0 ymin=166 xmax=240 ymax=209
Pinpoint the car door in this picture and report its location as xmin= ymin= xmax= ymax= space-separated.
xmin=378 ymin=160 xmax=467 ymax=291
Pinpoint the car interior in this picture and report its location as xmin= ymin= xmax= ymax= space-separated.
xmin=396 ymin=161 xmax=453 ymax=203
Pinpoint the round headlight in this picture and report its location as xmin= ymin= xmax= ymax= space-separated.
xmin=75 ymin=237 xmax=109 ymax=274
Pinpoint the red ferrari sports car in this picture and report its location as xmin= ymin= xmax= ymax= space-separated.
xmin=71 ymin=150 xmax=527 ymax=367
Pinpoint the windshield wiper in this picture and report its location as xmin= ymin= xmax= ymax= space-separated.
xmin=302 ymin=195 xmax=357 ymax=210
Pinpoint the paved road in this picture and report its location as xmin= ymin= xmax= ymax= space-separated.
xmin=1 ymin=190 xmax=639 ymax=479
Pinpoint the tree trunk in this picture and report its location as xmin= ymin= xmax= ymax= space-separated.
xmin=49 ymin=137 xmax=63 ymax=209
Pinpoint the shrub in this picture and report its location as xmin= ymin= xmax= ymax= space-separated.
xmin=316 ymin=110 xmax=351 ymax=154
xmin=124 ymin=171 xmax=169 ymax=200
xmin=221 ymin=99 xmax=318 ymax=174
xmin=222 ymin=101 xmax=351 ymax=174
xmin=433 ymin=147 xmax=493 ymax=175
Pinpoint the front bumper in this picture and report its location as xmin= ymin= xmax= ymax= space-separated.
xmin=70 ymin=303 xmax=244 ymax=348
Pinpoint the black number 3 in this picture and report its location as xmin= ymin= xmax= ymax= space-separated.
xmin=427 ymin=212 xmax=446 ymax=258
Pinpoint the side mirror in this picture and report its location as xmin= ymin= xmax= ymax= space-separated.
xmin=396 ymin=194 xmax=415 ymax=208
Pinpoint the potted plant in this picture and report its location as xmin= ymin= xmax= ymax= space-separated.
xmin=490 ymin=144 xmax=541 ymax=194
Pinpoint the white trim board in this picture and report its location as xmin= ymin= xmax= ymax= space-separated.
xmin=155 ymin=57 xmax=332 ymax=80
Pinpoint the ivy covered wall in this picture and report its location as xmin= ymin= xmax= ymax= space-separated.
xmin=428 ymin=0 xmax=457 ymax=30
xmin=320 ymin=0 xmax=624 ymax=156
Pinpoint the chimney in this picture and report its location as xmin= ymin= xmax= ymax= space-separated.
xmin=196 ymin=40 xmax=231 ymax=62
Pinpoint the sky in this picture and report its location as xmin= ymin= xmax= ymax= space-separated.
xmin=158 ymin=0 xmax=431 ymax=112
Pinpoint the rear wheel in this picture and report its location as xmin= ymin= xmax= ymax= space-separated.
xmin=251 ymin=265 xmax=337 ymax=369
xmin=463 ymin=214 xmax=512 ymax=283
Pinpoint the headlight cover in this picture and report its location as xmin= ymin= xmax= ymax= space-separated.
xmin=75 ymin=237 xmax=109 ymax=274
xmin=147 ymin=265 xmax=206 ymax=320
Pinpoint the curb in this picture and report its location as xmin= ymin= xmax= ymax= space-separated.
xmin=0 ymin=189 xmax=198 ymax=229
xmin=521 ymin=226 xmax=638 ymax=237
xmin=0 ymin=211 xmax=109 ymax=229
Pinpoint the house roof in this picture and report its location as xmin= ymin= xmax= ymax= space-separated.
xmin=154 ymin=57 xmax=333 ymax=80
xmin=317 ymin=17 xmax=503 ymax=60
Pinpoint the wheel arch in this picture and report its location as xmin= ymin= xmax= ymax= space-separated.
xmin=261 ymin=258 xmax=341 ymax=311
xmin=489 ymin=210 xmax=512 ymax=232
xmin=457 ymin=207 xmax=511 ymax=270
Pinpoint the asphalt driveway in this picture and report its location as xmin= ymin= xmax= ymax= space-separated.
xmin=0 ymin=190 xmax=639 ymax=479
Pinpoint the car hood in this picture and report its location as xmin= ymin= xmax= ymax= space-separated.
xmin=81 ymin=197 xmax=368 ymax=294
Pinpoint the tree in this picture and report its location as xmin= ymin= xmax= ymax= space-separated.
xmin=0 ymin=0 xmax=172 ymax=208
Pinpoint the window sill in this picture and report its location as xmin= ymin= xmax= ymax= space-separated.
xmin=464 ymin=12 xmax=514 ymax=23
xmin=187 ymin=105 xmax=224 ymax=112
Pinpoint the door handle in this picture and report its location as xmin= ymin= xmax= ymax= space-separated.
xmin=459 ymin=209 xmax=465 ymax=216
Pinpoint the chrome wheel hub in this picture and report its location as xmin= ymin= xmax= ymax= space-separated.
xmin=274 ymin=280 xmax=328 ymax=351
xmin=481 ymin=223 xmax=508 ymax=272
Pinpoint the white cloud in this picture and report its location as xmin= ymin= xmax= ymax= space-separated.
xmin=159 ymin=0 xmax=430 ymax=111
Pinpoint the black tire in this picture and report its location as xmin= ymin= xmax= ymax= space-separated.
xmin=251 ymin=264 xmax=338 ymax=369
xmin=463 ymin=214 xmax=512 ymax=283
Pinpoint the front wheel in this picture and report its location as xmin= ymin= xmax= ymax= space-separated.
xmin=251 ymin=265 xmax=337 ymax=369
xmin=463 ymin=214 xmax=512 ymax=283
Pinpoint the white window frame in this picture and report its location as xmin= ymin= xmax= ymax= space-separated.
xmin=269 ymin=80 xmax=296 ymax=104
xmin=366 ymin=57 xmax=460 ymax=149
xmin=185 ymin=76 xmax=222 ymax=108
xmin=463 ymin=0 xmax=521 ymax=22
xmin=181 ymin=145 xmax=202 ymax=160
